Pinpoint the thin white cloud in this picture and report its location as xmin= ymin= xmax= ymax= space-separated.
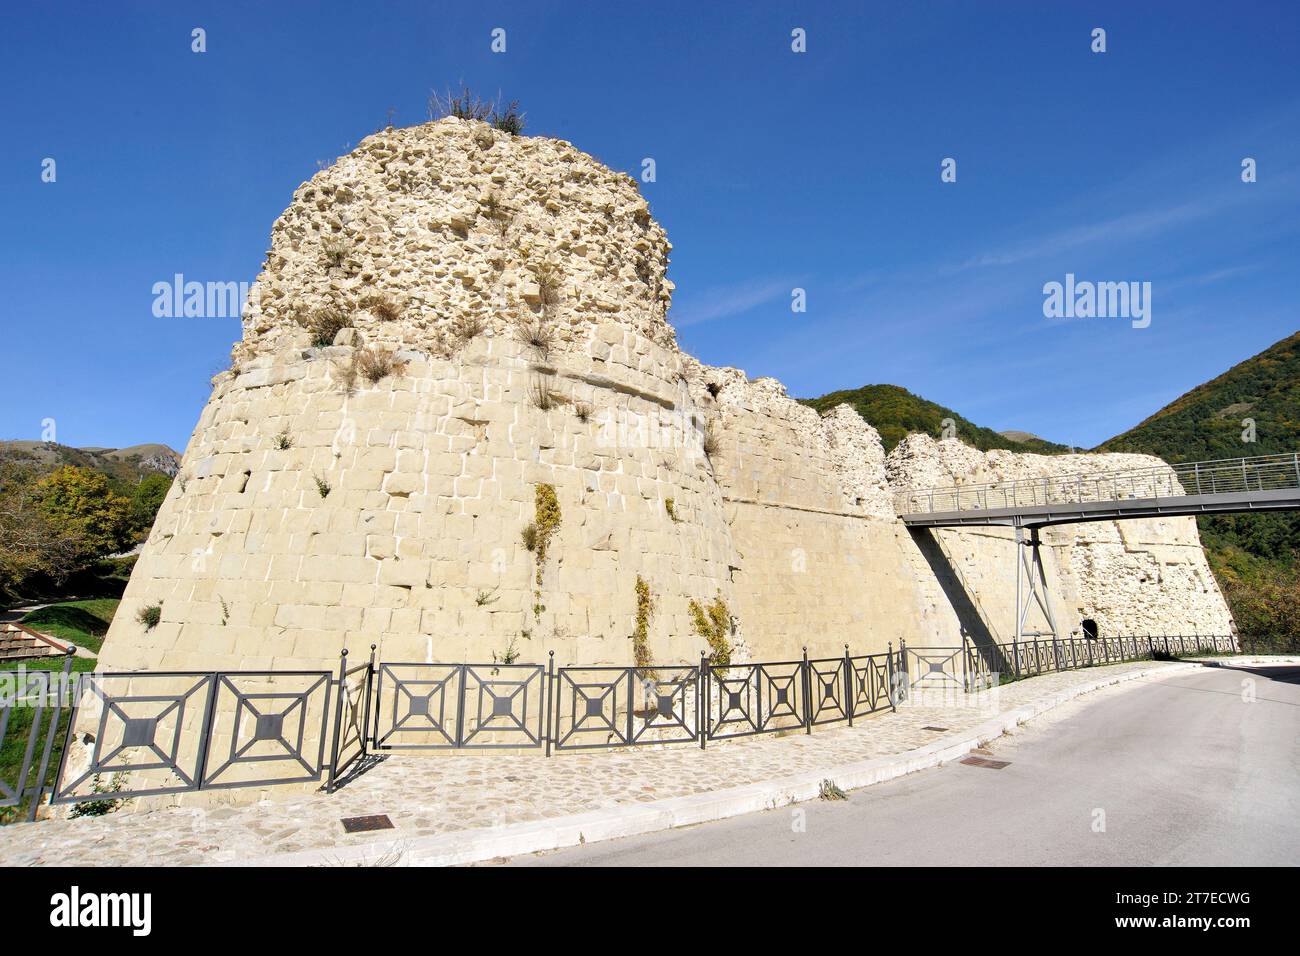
xmin=954 ymin=197 xmax=1231 ymax=271
xmin=669 ymin=277 xmax=794 ymax=328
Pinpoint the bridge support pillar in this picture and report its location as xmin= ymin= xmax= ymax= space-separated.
xmin=1013 ymin=523 xmax=1059 ymax=644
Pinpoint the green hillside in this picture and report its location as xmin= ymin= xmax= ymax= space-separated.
xmin=798 ymin=384 xmax=1071 ymax=454
xmin=1097 ymin=331 xmax=1300 ymax=648
xmin=1098 ymin=331 xmax=1300 ymax=462
xmin=0 ymin=441 xmax=179 ymax=485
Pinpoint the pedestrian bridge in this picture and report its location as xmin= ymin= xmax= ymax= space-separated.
xmin=895 ymin=452 xmax=1300 ymax=529
xmin=894 ymin=452 xmax=1300 ymax=646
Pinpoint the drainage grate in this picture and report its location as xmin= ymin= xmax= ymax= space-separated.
xmin=921 ymin=725 xmax=949 ymax=732
xmin=960 ymin=756 xmax=1010 ymax=770
xmin=341 ymin=814 xmax=395 ymax=833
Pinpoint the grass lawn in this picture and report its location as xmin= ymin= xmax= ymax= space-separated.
xmin=0 ymin=673 xmax=77 ymax=825
xmin=1 ymin=599 xmax=118 ymax=822
xmin=18 ymin=598 xmax=119 ymax=654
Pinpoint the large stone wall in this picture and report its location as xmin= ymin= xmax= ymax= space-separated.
xmin=98 ymin=118 xmax=1234 ymax=676
xmin=886 ymin=435 xmax=1234 ymax=642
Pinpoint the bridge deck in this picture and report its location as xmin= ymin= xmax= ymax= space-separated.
xmin=894 ymin=452 xmax=1300 ymax=529
xmin=900 ymin=487 xmax=1300 ymax=528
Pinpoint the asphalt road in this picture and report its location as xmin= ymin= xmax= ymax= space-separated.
xmin=507 ymin=664 xmax=1300 ymax=866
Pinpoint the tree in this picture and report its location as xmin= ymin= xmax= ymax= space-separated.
xmin=0 ymin=465 xmax=87 ymax=601
xmin=130 ymin=473 xmax=172 ymax=536
xmin=36 ymin=466 xmax=132 ymax=561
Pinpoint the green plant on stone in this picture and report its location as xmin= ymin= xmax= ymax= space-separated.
xmin=818 ymin=779 xmax=847 ymax=801
xmin=475 ymin=586 xmax=500 ymax=607
xmin=314 ymin=475 xmax=332 ymax=499
xmin=520 ymin=522 xmax=539 ymax=552
xmin=135 ymin=603 xmax=162 ymax=632
xmin=664 ymin=498 xmax=679 ymax=522
xmin=632 ymin=575 xmax=656 ymax=677
xmin=688 ymin=594 xmax=732 ymax=669
xmin=491 ymin=634 xmax=521 ymax=674
xmin=69 ymin=772 xmax=129 ymax=818
xmin=274 ymin=430 xmax=293 ymax=450
xmin=531 ymin=484 xmax=561 ymax=587
xmin=489 ymin=100 xmax=526 ymax=135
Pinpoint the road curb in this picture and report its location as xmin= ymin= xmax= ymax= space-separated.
xmin=235 ymin=661 xmax=1204 ymax=867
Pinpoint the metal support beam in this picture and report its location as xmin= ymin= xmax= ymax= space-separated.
xmin=1013 ymin=523 xmax=1058 ymax=644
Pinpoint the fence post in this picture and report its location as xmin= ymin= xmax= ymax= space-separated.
xmin=192 ymin=671 xmax=222 ymax=793
xmin=625 ymin=668 xmax=635 ymax=746
xmin=960 ymin=632 xmax=969 ymax=693
xmin=887 ymin=641 xmax=898 ymax=711
xmin=699 ymin=651 xmax=708 ymax=750
xmin=1052 ymin=635 xmax=1062 ymax=673
xmin=897 ymin=638 xmax=908 ymax=702
xmin=452 ymin=664 xmax=468 ymax=748
xmin=802 ymin=646 xmax=812 ymax=735
xmin=26 ymin=646 xmax=78 ymax=822
xmin=359 ymin=644 xmax=376 ymax=756
xmin=1163 ymin=634 xmax=1171 ymax=656
xmin=326 ymin=647 xmax=349 ymax=794
xmin=844 ymin=644 xmax=854 ymax=726
xmin=545 ymin=651 xmax=555 ymax=757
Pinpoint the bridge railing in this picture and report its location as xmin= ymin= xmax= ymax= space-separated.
xmin=894 ymin=453 xmax=1300 ymax=516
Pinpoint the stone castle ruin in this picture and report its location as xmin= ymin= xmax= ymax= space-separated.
xmin=97 ymin=118 xmax=1234 ymax=676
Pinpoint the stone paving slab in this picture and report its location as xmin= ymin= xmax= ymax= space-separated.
xmin=0 ymin=659 xmax=1265 ymax=866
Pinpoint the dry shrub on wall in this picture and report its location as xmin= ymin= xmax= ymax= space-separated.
xmin=533 ymin=262 xmax=562 ymax=313
xmin=333 ymin=345 xmax=408 ymax=393
xmin=450 ymin=315 xmax=485 ymax=349
xmin=528 ymin=375 xmax=566 ymax=411
xmin=358 ymin=294 xmax=402 ymax=322
xmin=320 ymin=236 xmax=351 ymax=268
xmin=701 ymin=420 xmax=721 ymax=460
xmin=515 ymin=315 xmax=555 ymax=357
xmin=428 ymin=84 xmax=492 ymax=122
xmin=304 ymin=306 xmax=352 ymax=347
xmin=355 ymin=346 xmax=408 ymax=385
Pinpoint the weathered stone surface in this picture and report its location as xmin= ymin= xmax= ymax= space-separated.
xmin=98 ymin=119 xmax=1233 ymax=685
xmin=886 ymin=434 xmax=1233 ymax=638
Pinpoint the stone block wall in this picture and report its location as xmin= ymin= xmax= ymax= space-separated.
xmin=97 ymin=118 xmax=1235 ymax=679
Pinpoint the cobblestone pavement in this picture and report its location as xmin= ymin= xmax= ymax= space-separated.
xmin=0 ymin=659 xmax=1223 ymax=866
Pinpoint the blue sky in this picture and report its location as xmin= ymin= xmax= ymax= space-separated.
xmin=2 ymin=0 xmax=1297 ymax=452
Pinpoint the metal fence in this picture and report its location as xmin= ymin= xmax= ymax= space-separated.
xmin=0 ymin=632 xmax=1238 ymax=819
xmin=903 ymin=633 xmax=1237 ymax=692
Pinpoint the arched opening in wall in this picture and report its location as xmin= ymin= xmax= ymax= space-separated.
xmin=1081 ymin=618 xmax=1099 ymax=641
